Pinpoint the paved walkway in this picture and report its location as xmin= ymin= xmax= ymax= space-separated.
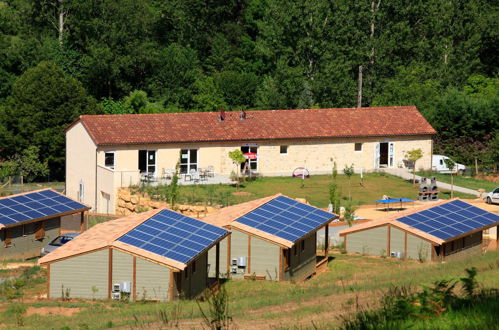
xmin=385 ymin=168 xmax=480 ymax=197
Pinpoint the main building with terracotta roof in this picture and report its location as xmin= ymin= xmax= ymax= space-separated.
xmin=65 ymin=106 xmax=436 ymax=213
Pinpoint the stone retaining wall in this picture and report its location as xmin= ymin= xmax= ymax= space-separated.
xmin=115 ymin=188 xmax=219 ymax=217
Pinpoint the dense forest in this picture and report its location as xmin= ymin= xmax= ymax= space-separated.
xmin=0 ymin=0 xmax=497 ymax=180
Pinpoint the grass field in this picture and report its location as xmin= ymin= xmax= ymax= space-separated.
xmin=1 ymin=251 xmax=497 ymax=329
xmin=143 ymin=173 xmax=476 ymax=208
xmin=417 ymin=171 xmax=497 ymax=192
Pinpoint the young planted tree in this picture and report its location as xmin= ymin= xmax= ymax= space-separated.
xmin=444 ymin=158 xmax=456 ymax=198
xmin=228 ymin=149 xmax=246 ymax=190
xmin=343 ymin=201 xmax=358 ymax=227
xmin=343 ymin=164 xmax=355 ymax=200
xmin=405 ymin=149 xmax=423 ymax=185
xmin=169 ymin=161 xmax=180 ymax=209
xmin=332 ymin=161 xmax=338 ymax=180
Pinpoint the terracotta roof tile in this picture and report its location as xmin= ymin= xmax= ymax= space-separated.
xmin=73 ymin=106 xmax=436 ymax=145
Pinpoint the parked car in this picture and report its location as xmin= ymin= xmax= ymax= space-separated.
xmin=485 ymin=187 xmax=499 ymax=205
xmin=432 ymin=155 xmax=466 ymax=174
xmin=40 ymin=233 xmax=79 ymax=257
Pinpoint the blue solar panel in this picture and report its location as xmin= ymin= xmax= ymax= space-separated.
xmin=0 ymin=190 xmax=87 ymax=227
xmin=234 ymin=196 xmax=335 ymax=243
xmin=397 ymin=200 xmax=499 ymax=241
xmin=117 ymin=209 xmax=228 ymax=265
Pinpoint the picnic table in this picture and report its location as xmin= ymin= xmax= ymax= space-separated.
xmin=375 ymin=198 xmax=415 ymax=211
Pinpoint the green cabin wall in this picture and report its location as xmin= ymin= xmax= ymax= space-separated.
xmin=406 ymin=234 xmax=432 ymax=261
xmin=390 ymin=227 xmax=405 ymax=256
xmin=180 ymin=252 xmax=207 ymax=299
xmin=229 ymin=229 xmax=249 ymax=279
xmin=50 ymin=249 xmax=108 ymax=299
xmin=250 ymin=234 xmax=280 ymax=280
xmin=136 ymin=257 xmax=170 ymax=301
xmin=1 ymin=218 xmax=60 ymax=260
xmin=283 ymin=233 xmax=317 ymax=282
xmin=346 ymin=226 xmax=388 ymax=256
xmin=207 ymin=236 xmax=228 ymax=278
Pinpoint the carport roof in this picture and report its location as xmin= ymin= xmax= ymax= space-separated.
xmin=0 ymin=189 xmax=90 ymax=229
xmin=339 ymin=198 xmax=499 ymax=244
xmin=39 ymin=208 xmax=229 ymax=271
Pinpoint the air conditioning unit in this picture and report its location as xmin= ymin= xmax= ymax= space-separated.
xmin=237 ymin=256 xmax=246 ymax=267
xmin=112 ymin=292 xmax=121 ymax=300
xmin=390 ymin=251 xmax=403 ymax=258
xmin=230 ymin=266 xmax=238 ymax=274
xmin=231 ymin=258 xmax=238 ymax=266
xmin=112 ymin=283 xmax=121 ymax=292
xmin=120 ymin=281 xmax=131 ymax=293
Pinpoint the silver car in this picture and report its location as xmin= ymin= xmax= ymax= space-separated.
xmin=40 ymin=233 xmax=79 ymax=257
xmin=485 ymin=187 xmax=499 ymax=205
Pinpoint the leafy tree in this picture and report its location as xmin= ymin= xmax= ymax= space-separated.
xmin=343 ymin=164 xmax=355 ymax=200
xmin=0 ymin=61 xmax=100 ymax=179
xmin=8 ymin=146 xmax=49 ymax=184
xmin=405 ymin=149 xmax=423 ymax=185
xmin=124 ymin=90 xmax=148 ymax=114
xmin=228 ymin=149 xmax=246 ymax=190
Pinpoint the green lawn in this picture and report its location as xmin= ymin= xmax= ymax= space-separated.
xmin=1 ymin=252 xmax=498 ymax=329
xmin=143 ymin=173 xmax=476 ymax=208
xmin=418 ymin=171 xmax=497 ymax=192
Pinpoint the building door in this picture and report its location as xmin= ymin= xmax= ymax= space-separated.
xmin=138 ymin=150 xmax=156 ymax=174
xmin=375 ymin=142 xmax=394 ymax=168
xmin=241 ymin=146 xmax=258 ymax=172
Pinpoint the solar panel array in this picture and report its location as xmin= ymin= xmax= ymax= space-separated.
xmin=397 ymin=199 xmax=499 ymax=240
xmin=0 ymin=190 xmax=87 ymax=226
xmin=234 ymin=195 xmax=334 ymax=242
xmin=118 ymin=209 xmax=228 ymax=264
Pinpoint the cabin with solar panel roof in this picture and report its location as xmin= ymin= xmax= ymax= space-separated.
xmin=339 ymin=199 xmax=499 ymax=262
xmin=38 ymin=209 xmax=229 ymax=301
xmin=202 ymin=194 xmax=337 ymax=282
xmin=0 ymin=189 xmax=90 ymax=260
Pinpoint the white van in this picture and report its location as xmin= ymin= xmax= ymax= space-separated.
xmin=432 ymin=155 xmax=466 ymax=174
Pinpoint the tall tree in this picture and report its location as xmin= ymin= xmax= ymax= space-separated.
xmin=0 ymin=61 xmax=100 ymax=179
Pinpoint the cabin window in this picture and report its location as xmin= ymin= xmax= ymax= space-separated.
xmin=293 ymin=245 xmax=298 ymax=256
xmin=104 ymin=151 xmax=115 ymax=169
xmin=283 ymin=248 xmax=290 ymax=270
xmin=180 ymin=149 xmax=198 ymax=174
xmin=301 ymin=240 xmax=305 ymax=252
xmin=192 ymin=260 xmax=196 ymax=273
xmin=3 ymin=229 xmax=12 ymax=247
xmin=34 ymin=222 xmax=45 ymax=240
xmin=354 ymin=143 xmax=362 ymax=152
xmin=280 ymin=145 xmax=288 ymax=155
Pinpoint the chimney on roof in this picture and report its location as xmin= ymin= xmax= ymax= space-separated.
xmin=219 ymin=108 xmax=225 ymax=122
xmin=239 ymin=109 xmax=246 ymax=121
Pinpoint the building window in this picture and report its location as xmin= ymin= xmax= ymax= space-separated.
xmin=192 ymin=260 xmax=196 ymax=273
xmin=138 ymin=150 xmax=156 ymax=174
xmin=34 ymin=222 xmax=45 ymax=240
xmin=293 ymin=245 xmax=298 ymax=256
xmin=280 ymin=145 xmax=288 ymax=155
xmin=180 ymin=149 xmax=198 ymax=174
xmin=104 ymin=151 xmax=115 ymax=169
xmin=354 ymin=143 xmax=362 ymax=152
xmin=301 ymin=240 xmax=305 ymax=252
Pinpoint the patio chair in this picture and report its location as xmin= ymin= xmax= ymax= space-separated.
xmin=163 ymin=168 xmax=173 ymax=180
xmin=192 ymin=171 xmax=200 ymax=183
xmin=206 ymin=165 xmax=215 ymax=178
